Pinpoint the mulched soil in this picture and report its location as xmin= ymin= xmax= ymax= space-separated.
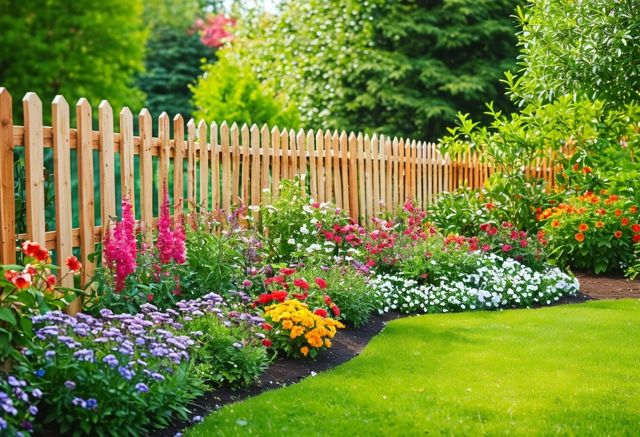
xmin=152 ymin=273 xmax=640 ymax=436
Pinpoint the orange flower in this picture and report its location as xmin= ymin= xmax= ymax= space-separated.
xmin=595 ymin=221 xmax=604 ymax=229
xmin=575 ymin=233 xmax=585 ymax=242
xmin=582 ymin=166 xmax=592 ymax=174
xmin=621 ymin=218 xmax=630 ymax=226
xmin=615 ymin=209 xmax=622 ymax=217
xmin=300 ymin=346 xmax=309 ymax=357
xmin=578 ymin=223 xmax=589 ymax=232
xmin=596 ymin=208 xmax=606 ymax=215
xmin=614 ymin=230 xmax=623 ymax=239
xmin=630 ymin=206 xmax=639 ymax=214
xmin=551 ymin=219 xmax=561 ymax=228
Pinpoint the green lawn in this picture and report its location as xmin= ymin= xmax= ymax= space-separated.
xmin=188 ymin=300 xmax=640 ymax=436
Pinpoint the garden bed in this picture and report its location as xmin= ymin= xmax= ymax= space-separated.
xmin=575 ymin=272 xmax=640 ymax=299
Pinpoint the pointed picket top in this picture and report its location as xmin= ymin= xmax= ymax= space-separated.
xmin=187 ymin=118 xmax=196 ymax=129
xmin=267 ymin=125 xmax=278 ymax=135
xmin=173 ymin=113 xmax=184 ymax=124
xmin=297 ymin=128 xmax=306 ymax=142
xmin=330 ymin=130 xmax=338 ymax=141
xmin=392 ymin=136 xmax=399 ymax=146
xmin=371 ymin=133 xmax=378 ymax=144
xmin=197 ymin=119 xmax=207 ymax=131
xmin=98 ymin=99 xmax=112 ymax=112
xmin=208 ymin=119 xmax=216 ymax=130
xmin=76 ymin=97 xmax=91 ymax=112
xmin=346 ymin=131 xmax=355 ymax=141
xmin=52 ymin=94 xmax=69 ymax=113
xmin=158 ymin=111 xmax=169 ymax=127
xmin=280 ymin=127 xmax=288 ymax=137
xmin=0 ymin=87 xmax=11 ymax=102
xmin=139 ymin=107 xmax=151 ymax=119
xmin=364 ymin=133 xmax=371 ymax=143
xmin=230 ymin=121 xmax=239 ymax=137
xmin=324 ymin=130 xmax=331 ymax=141
xmin=23 ymin=91 xmax=42 ymax=108
xmin=121 ymin=106 xmax=133 ymax=120
xmin=259 ymin=123 xmax=268 ymax=135
xmin=338 ymin=131 xmax=347 ymax=142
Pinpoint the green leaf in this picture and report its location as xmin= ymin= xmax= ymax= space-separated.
xmin=0 ymin=308 xmax=17 ymax=326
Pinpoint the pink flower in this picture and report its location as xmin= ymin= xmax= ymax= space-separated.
xmin=501 ymin=244 xmax=512 ymax=252
xmin=156 ymin=185 xmax=186 ymax=265
xmin=104 ymin=197 xmax=137 ymax=292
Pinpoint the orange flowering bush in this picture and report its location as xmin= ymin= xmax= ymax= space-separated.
xmin=1 ymin=241 xmax=81 ymax=362
xmin=538 ymin=191 xmax=640 ymax=273
xmin=262 ymin=299 xmax=344 ymax=359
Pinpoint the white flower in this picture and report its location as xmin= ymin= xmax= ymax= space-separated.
xmin=287 ymin=238 xmax=296 ymax=245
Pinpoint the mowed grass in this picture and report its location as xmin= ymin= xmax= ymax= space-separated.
xmin=188 ymin=300 xmax=640 ymax=436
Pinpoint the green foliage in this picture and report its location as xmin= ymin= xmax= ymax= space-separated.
xmin=512 ymin=0 xmax=640 ymax=107
xmin=297 ymin=265 xmax=376 ymax=328
xmin=190 ymin=52 xmax=300 ymax=127
xmin=137 ymin=27 xmax=211 ymax=122
xmin=228 ymin=0 xmax=518 ymax=139
xmin=0 ymin=0 xmax=147 ymax=113
xmin=428 ymin=189 xmax=492 ymax=235
xmin=188 ymin=314 xmax=269 ymax=387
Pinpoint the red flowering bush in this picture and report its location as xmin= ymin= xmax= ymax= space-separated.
xmin=88 ymin=188 xmax=187 ymax=314
xmin=1 ymin=241 xmax=81 ymax=362
xmin=539 ymin=190 xmax=640 ymax=273
xmin=252 ymin=267 xmax=340 ymax=320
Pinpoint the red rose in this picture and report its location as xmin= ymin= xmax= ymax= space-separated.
xmin=261 ymin=339 xmax=272 ymax=347
xmin=313 ymin=308 xmax=328 ymax=317
xmin=293 ymin=278 xmax=310 ymax=290
xmin=315 ymin=277 xmax=327 ymax=289
xmin=65 ymin=256 xmax=82 ymax=273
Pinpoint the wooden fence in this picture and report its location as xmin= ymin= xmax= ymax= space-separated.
xmin=0 ymin=89 xmax=559 ymax=309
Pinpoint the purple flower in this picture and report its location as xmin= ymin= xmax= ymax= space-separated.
xmin=151 ymin=373 xmax=165 ymax=382
xmin=85 ymin=398 xmax=98 ymax=409
xmin=28 ymin=405 xmax=38 ymax=415
xmin=72 ymin=397 xmax=86 ymax=408
xmin=118 ymin=366 xmax=134 ymax=380
xmin=7 ymin=376 xmax=21 ymax=387
xmin=0 ymin=417 xmax=6 ymax=430
xmin=102 ymin=354 xmax=119 ymax=368
xmin=64 ymin=380 xmax=76 ymax=390
xmin=31 ymin=388 xmax=43 ymax=398
xmin=34 ymin=369 xmax=45 ymax=378
xmin=73 ymin=349 xmax=95 ymax=362
xmin=45 ymin=350 xmax=56 ymax=359
xmin=232 ymin=342 xmax=243 ymax=349
xmin=135 ymin=383 xmax=149 ymax=393
xmin=192 ymin=416 xmax=203 ymax=422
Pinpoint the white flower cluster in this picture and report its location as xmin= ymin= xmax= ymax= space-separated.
xmin=370 ymin=253 xmax=579 ymax=314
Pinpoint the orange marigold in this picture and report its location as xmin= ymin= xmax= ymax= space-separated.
xmin=595 ymin=221 xmax=605 ymax=229
xmin=551 ymin=219 xmax=561 ymax=228
xmin=578 ymin=223 xmax=589 ymax=232
xmin=614 ymin=230 xmax=623 ymax=239
xmin=615 ymin=209 xmax=622 ymax=217
xmin=621 ymin=218 xmax=630 ymax=226
xmin=575 ymin=233 xmax=585 ymax=242
xmin=630 ymin=206 xmax=638 ymax=214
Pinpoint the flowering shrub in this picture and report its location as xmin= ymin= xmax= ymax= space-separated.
xmin=89 ymin=192 xmax=187 ymax=313
xmin=0 ymin=373 xmax=43 ymax=435
xmin=372 ymin=253 xmax=578 ymax=314
xmin=23 ymin=299 xmax=218 ymax=435
xmin=296 ymin=265 xmax=376 ymax=328
xmin=538 ymin=191 xmax=640 ymax=273
xmin=262 ymin=300 xmax=344 ymax=359
xmin=1 ymin=241 xmax=81 ymax=363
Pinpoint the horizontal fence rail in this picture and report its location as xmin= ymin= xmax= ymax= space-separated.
xmin=0 ymin=88 xmax=560 ymax=307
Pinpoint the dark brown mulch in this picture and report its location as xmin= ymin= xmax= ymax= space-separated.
xmin=150 ymin=311 xmax=405 ymax=437
xmin=152 ymin=273 xmax=639 ymax=436
xmin=575 ymin=271 xmax=640 ymax=299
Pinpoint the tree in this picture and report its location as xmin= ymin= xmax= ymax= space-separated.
xmin=190 ymin=53 xmax=300 ymax=127
xmin=511 ymin=0 xmax=640 ymax=107
xmin=0 ymin=0 xmax=147 ymax=112
xmin=224 ymin=0 xmax=519 ymax=140
xmin=137 ymin=28 xmax=211 ymax=121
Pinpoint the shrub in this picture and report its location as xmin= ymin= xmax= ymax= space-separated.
xmin=262 ymin=300 xmax=344 ymax=359
xmin=0 ymin=373 xmax=43 ymax=435
xmin=24 ymin=302 xmax=213 ymax=436
xmin=428 ymin=188 xmax=494 ymax=235
xmin=181 ymin=296 xmax=270 ymax=388
xmin=1 ymin=241 xmax=81 ymax=363
xmin=372 ymin=253 xmax=578 ymax=314
xmin=297 ymin=265 xmax=376 ymax=328
xmin=539 ymin=191 xmax=640 ymax=273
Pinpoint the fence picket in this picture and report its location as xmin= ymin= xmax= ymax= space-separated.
xmin=198 ymin=120 xmax=208 ymax=209
xmin=76 ymin=98 xmax=95 ymax=287
xmin=52 ymin=96 xmax=73 ymax=289
xmin=158 ymin=112 xmax=170 ymax=199
xmin=271 ymin=127 xmax=281 ymax=197
xmin=372 ymin=135 xmax=380 ymax=216
xmin=187 ymin=119 xmax=196 ymax=210
xmin=241 ymin=124 xmax=251 ymax=206
xmin=139 ymin=109 xmax=153 ymax=241
xmin=209 ymin=121 xmax=219 ymax=211
xmin=297 ymin=129 xmax=307 ymax=194
xmin=220 ymin=121 xmax=230 ymax=211
xmin=0 ymin=89 xmax=15 ymax=263
xmin=231 ymin=123 xmax=240 ymax=204
xmin=173 ymin=115 xmax=185 ymax=217
xmin=23 ymin=93 xmax=46 ymax=246
xmin=315 ymin=130 xmax=325 ymax=202
xmin=348 ymin=132 xmax=359 ymax=221
xmin=99 ymin=101 xmax=116 ymax=234
xmin=339 ymin=131 xmax=349 ymax=213
xmin=120 ymin=108 xmax=135 ymax=207
xmin=332 ymin=131 xmax=342 ymax=208
xmin=364 ymin=134 xmax=373 ymax=221
xmin=262 ymin=125 xmax=272 ymax=192
xmin=250 ymin=124 xmax=261 ymax=220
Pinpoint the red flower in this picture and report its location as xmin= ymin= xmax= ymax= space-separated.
xmin=633 ymin=234 xmax=640 ymax=243
xmin=520 ymin=240 xmax=528 ymax=248
xmin=630 ymin=206 xmax=638 ymax=214
xmin=261 ymin=339 xmax=273 ymax=348
xmin=280 ymin=267 xmax=296 ymax=276
xmin=330 ymin=304 xmax=340 ymax=317
xmin=315 ymin=277 xmax=327 ymax=289
xmin=582 ymin=166 xmax=592 ymax=174
xmin=11 ymin=273 xmax=31 ymax=289
xmin=293 ymin=278 xmax=310 ymax=290
xmin=614 ymin=230 xmax=623 ymax=239
xmin=572 ymin=164 xmax=579 ymax=171
xmin=272 ymin=290 xmax=288 ymax=302
xmin=575 ymin=233 xmax=585 ymax=242
xmin=501 ymin=244 xmax=512 ymax=252
xmin=3 ymin=270 xmax=18 ymax=281
xmin=45 ymin=274 xmax=57 ymax=289
xmin=65 ymin=256 xmax=82 ymax=273
xmin=632 ymin=224 xmax=640 ymax=233
xmin=621 ymin=218 xmax=630 ymax=226
xmin=257 ymin=293 xmax=272 ymax=304
xmin=313 ymin=308 xmax=328 ymax=317
xmin=21 ymin=241 xmax=47 ymax=259
xmin=615 ymin=209 xmax=622 ymax=217
xmin=292 ymin=292 xmax=308 ymax=300
xmin=485 ymin=203 xmax=495 ymax=210
xmin=261 ymin=323 xmax=273 ymax=331
xmin=323 ymin=295 xmax=333 ymax=305
xmin=481 ymin=244 xmax=490 ymax=252
xmin=147 ymin=293 xmax=154 ymax=301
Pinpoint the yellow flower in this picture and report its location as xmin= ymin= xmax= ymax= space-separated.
xmin=283 ymin=320 xmax=293 ymax=330
xmin=300 ymin=346 xmax=309 ymax=357
xmin=324 ymin=339 xmax=332 ymax=348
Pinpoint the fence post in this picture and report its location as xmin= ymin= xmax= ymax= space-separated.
xmin=52 ymin=95 xmax=73 ymax=289
xmin=99 ymin=101 xmax=116 ymax=235
xmin=173 ymin=115 xmax=185 ymax=218
xmin=23 ymin=93 xmax=46 ymax=247
xmin=0 ymin=88 xmax=15 ymax=264
xmin=139 ymin=109 xmax=153 ymax=242
xmin=76 ymin=98 xmax=95 ymax=301
xmin=119 ymin=108 xmax=135 ymax=208
xmin=198 ymin=120 xmax=209 ymax=209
